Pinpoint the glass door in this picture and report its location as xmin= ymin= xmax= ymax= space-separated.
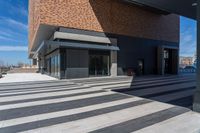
xmin=164 ymin=49 xmax=170 ymax=74
xmin=138 ymin=59 xmax=144 ymax=75
xmin=89 ymin=54 xmax=110 ymax=76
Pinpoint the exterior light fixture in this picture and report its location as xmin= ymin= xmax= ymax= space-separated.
xmin=192 ymin=3 xmax=197 ymax=6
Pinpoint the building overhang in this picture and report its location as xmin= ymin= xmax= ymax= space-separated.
xmin=29 ymin=25 xmax=118 ymax=59
xmin=124 ymin=0 xmax=197 ymax=20
xmin=31 ymin=29 xmax=119 ymax=59
xmin=33 ymin=40 xmax=119 ymax=59
xmin=54 ymin=32 xmax=118 ymax=45
xmin=29 ymin=24 xmax=58 ymax=58
xmin=46 ymin=40 xmax=120 ymax=51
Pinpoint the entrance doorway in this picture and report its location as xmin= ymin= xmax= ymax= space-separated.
xmin=163 ymin=48 xmax=178 ymax=74
xmin=89 ymin=51 xmax=110 ymax=76
xmin=158 ymin=47 xmax=179 ymax=75
xmin=164 ymin=49 xmax=170 ymax=74
xmin=163 ymin=48 xmax=179 ymax=75
xmin=138 ymin=59 xmax=144 ymax=75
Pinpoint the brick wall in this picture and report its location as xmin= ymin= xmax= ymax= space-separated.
xmin=28 ymin=0 xmax=41 ymax=52
xmin=29 ymin=0 xmax=179 ymax=51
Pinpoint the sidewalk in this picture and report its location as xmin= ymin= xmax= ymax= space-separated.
xmin=0 ymin=73 xmax=57 ymax=83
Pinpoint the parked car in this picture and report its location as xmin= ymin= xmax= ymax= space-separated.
xmin=184 ymin=66 xmax=196 ymax=70
xmin=1 ymin=71 xmax=7 ymax=75
xmin=184 ymin=66 xmax=196 ymax=73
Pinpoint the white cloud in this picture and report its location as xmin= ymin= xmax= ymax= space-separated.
xmin=0 ymin=35 xmax=25 ymax=43
xmin=10 ymin=5 xmax=28 ymax=17
xmin=6 ymin=18 xmax=27 ymax=30
xmin=0 ymin=28 xmax=27 ymax=38
xmin=0 ymin=31 xmax=13 ymax=38
xmin=0 ymin=45 xmax=27 ymax=52
xmin=180 ymin=42 xmax=196 ymax=56
xmin=0 ymin=17 xmax=28 ymax=30
xmin=5 ymin=0 xmax=28 ymax=17
xmin=180 ymin=34 xmax=196 ymax=56
xmin=183 ymin=34 xmax=193 ymax=42
xmin=0 ymin=35 xmax=9 ymax=40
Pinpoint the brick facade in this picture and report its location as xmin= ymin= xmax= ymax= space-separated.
xmin=29 ymin=0 xmax=179 ymax=52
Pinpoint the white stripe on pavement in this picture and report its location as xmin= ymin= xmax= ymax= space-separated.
xmin=0 ymin=91 xmax=116 ymax=110
xmin=0 ymin=85 xmax=101 ymax=102
xmin=0 ymin=97 xmax=143 ymax=128
xmin=133 ymin=112 xmax=200 ymax=133
xmin=21 ymin=102 xmax=174 ymax=133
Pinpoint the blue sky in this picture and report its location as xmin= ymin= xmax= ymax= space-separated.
xmin=0 ymin=0 xmax=28 ymax=66
xmin=180 ymin=16 xmax=197 ymax=57
xmin=0 ymin=1 xmax=197 ymax=65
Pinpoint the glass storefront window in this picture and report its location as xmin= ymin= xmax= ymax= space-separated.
xmin=55 ymin=55 xmax=58 ymax=77
xmin=46 ymin=58 xmax=51 ymax=75
xmin=47 ymin=54 xmax=60 ymax=78
xmin=57 ymin=55 xmax=60 ymax=76
xmin=51 ymin=56 xmax=54 ymax=77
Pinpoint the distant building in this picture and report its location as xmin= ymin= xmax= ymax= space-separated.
xmin=179 ymin=56 xmax=193 ymax=68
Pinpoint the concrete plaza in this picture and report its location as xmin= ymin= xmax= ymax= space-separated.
xmin=0 ymin=74 xmax=200 ymax=132
xmin=0 ymin=73 xmax=57 ymax=83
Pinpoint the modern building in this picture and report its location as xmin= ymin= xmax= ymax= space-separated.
xmin=28 ymin=0 xmax=179 ymax=79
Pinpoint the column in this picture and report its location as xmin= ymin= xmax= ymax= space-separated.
xmin=157 ymin=46 xmax=164 ymax=75
xmin=110 ymin=51 xmax=117 ymax=77
xmin=36 ymin=58 xmax=39 ymax=68
xmin=38 ymin=54 xmax=44 ymax=74
xmin=193 ymin=0 xmax=200 ymax=112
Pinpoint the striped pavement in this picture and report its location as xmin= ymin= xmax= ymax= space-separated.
xmin=0 ymin=74 xmax=200 ymax=132
xmin=112 ymin=74 xmax=196 ymax=109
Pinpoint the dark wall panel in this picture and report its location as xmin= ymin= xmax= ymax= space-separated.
xmin=117 ymin=35 xmax=179 ymax=75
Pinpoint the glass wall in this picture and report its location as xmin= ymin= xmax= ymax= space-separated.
xmin=46 ymin=58 xmax=51 ymax=74
xmin=89 ymin=50 xmax=110 ymax=76
xmin=164 ymin=49 xmax=173 ymax=74
xmin=46 ymin=54 xmax=60 ymax=78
